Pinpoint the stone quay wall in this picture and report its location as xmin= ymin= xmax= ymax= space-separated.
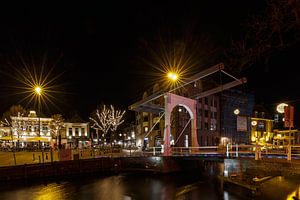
xmin=0 ymin=156 xmax=212 ymax=182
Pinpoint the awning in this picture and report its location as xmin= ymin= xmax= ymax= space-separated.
xmin=0 ymin=136 xmax=18 ymax=141
xmin=24 ymin=137 xmax=51 ymax=142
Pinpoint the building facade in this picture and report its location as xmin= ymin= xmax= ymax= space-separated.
xmin=220 ymin=89 xmax=254 ymax=145
xmin=9 ymin=111 xmax=52 ymax=149
xmin=63 ymin=122 xmax=90 ymax=149
xmin=0 ymin=111 xmax=91 ymax=149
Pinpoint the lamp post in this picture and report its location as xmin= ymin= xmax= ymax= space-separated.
xmin=233 ymin=108 xmax=240 ymax=144
xmin=34 ymin=85 xmax=45 ymax=163
xmin=277 ymin=103 xmax=293 ymax=161
xmin=34 ymin=86 xmax=42 ymax=149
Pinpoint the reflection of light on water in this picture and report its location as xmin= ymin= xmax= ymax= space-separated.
xmin=286 ymin=186 xmax=300 ymax=200
xmin=175 ymin=182 xmax=199 ymax=197
xmin=33 ymin=182 xmax=71 ymax=200
xmin=258 ymin=176 xmax=300 ymax=200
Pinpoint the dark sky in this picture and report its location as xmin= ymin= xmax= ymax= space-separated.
xmin=0 ymin=1 xmax=298 ymax=123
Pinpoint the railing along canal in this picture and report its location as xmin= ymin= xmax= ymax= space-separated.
xmin=140 ymin=144 xmax=300 ymax=161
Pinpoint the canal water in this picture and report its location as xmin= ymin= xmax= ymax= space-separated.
xmin=0 ymin=172 xmax=299 ymax=200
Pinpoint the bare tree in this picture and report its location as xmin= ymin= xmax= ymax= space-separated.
xmin=50 ymin=114 xmax=65 ymax=149
xmin=109 ymin=105 xmax=126 ymax=144
xmin=224 ymin=0 xmax=300 ymax=73
xmin=2 ymin=105 xmax=27 ymax=123
xmin=11 ymin=112 xmax=28 ymax=149
xmin=109 ymin=105 xmax=126 ymax=131
xmin=0 ymin=119 xmax=17 ymax=165
xmin=90 ymin=105 xmax=126 ymax=146
xmin=89 ymin=105 xmax=111 ymax=146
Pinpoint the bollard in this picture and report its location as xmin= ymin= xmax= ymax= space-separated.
xmin=226 ymin=144 xmax=229 ymax=158
xmin=46 ymin=153 xmax=48 ymax=160
xmin=236 ymin=144 xmax=238 ymax=157
xmin=38 ymin=155 xmax=41 ymax=163
xmin=287 ymin=145 xmax=292 ymax=161
xmin=255 ymin=147 xmax=258 ymax=160
xmin=50 ymin=149 xmax=53 ymax=162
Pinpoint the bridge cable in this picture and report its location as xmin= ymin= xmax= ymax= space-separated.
xmin=174 ymin=118 xmax=192 ymax=146
xmin=144 ymin=112 xmax=165 ymax=139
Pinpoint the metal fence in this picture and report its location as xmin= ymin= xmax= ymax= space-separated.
xmin=1 ymin=144 xmax=300 ymax=167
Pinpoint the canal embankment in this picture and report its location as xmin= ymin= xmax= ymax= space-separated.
xmin=0 ymin=156 xmax=219 ymax=182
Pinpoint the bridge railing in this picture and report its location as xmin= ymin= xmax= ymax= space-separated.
xmin=166 ymin=144 xmax=300 ymax=161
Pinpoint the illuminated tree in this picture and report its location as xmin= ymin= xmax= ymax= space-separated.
xmin=109 ymin=105 xmax=126 ymax=144
xmin=90 ymin=105 xmax=111 ymax=145
xmin=50 ymin=114 xmax=65 ymax=149
xmin=10 ymin=112 xmax=27 ymax=149
xmin=2 ymin=105 xmax=27 ymax=149
xmin=90 ymin=105 xmax=126 ymax=145
xmin=2 ymin=105 xmax=27 ymax=124
xmin=0 ymin=118 xmax=17 ymax=165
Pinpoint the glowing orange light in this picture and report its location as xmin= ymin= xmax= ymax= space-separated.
xmin=167 ymin=72 xmax=178 ymax=81
xmin=34 ymin=86 xmax=42 ymax=96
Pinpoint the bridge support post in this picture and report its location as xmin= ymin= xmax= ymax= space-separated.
xmin=287 ymin=144 xmax=291 ymax=161
xmin=226 ymin=144 xmax=229 ymax=158
xmin=255 ymin=146 xmax=260 ymax=160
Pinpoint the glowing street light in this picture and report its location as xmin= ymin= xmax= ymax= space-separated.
xmin=167 ymin=72 xmax=178 ymax=82
xmin=276 ymin=103 xmax=288 ymax=114
xmin=233 ymin=108 xmax=240 ymax=115
xmin=34 ymin=86 xmax=42 ymax=96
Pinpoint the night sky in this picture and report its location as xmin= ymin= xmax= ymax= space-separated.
xmin=0 ymin=1 xmax=299 ymax=124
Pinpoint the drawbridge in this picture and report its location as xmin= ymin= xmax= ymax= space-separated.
xmin=129 ymin=63 xmax=246 ymax=155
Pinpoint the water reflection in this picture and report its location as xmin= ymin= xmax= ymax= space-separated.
xmin=259 ymin=176 xmax=300 ymax=200
xmin=0 ymin=173 xmax=299 ymax=200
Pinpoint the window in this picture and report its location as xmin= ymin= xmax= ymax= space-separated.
xmin=205 ymin=122 xmax=208 ymax=130
xmin=81 ymin=128 xmax=85 ymax=136
xmin=75 ymin=128 xmax=79 ymax=136
xmin=214 ymin=100 xmax=218 ymax=107
xmin=205 ymin=98 xmax=208 ymax=105
xmin=210 ymin=121 xmax=216 ymax=131
xmin=200 ymin=136 xmax=203 ymax=146
xmin=68 ymin=128 xmax=72 ymax=136
xmin=205 ymin=110 xmax=208 ymax=118
xmin=143 ymin=116 xmax=149 ymax=122
xmin=198 ymin=108 xmax=202 ymax=115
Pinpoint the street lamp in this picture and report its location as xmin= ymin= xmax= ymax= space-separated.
xmin=233 ymin=108 xmax=240 ymax=144
xmin=34 ymin=85 xmax=43 ymax=150
xmin=34 ymin=86 xmax=42 ymax=96
xmin=233 ymin=108 xmax=240 ymax=115
xmin=276 ymin=103 xmax=288 ymax=114
xmin=167 ymin=72 xmax=178 ymax=82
